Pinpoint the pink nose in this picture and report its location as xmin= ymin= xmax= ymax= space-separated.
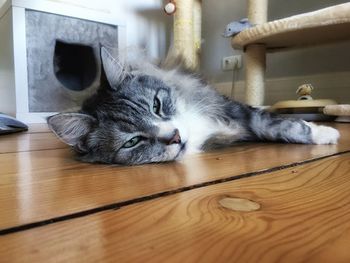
xmin=168 ymin=129 xmax=181 ymax=145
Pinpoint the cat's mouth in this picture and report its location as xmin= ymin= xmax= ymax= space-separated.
xmin=175 ymin=142 xmax=187 ymax=160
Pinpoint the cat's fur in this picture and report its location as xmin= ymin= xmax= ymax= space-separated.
xmin=48 ymin=47 xmax=340 ymax=165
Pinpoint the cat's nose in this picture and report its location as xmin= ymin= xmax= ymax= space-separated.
xmin=168 ymin=129 xmax=181 ymax=145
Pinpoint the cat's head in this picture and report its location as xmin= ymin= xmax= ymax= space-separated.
xmin=48 ymin=47 xmax=187 ymax=165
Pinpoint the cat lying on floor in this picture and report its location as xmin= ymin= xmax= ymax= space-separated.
xmin=48 ymin=47 xmax=340 ymax=165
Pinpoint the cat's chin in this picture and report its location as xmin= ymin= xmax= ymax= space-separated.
xmin=149 ymin=143 xmax=187 ymax=163
xmin=174 ymin=142 xmax=187 ymax=160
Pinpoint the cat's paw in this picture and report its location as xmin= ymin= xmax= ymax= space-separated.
xmin=305 ymin=122 xmax=340 ymax=144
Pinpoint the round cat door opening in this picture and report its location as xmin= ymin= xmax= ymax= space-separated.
xmin=53 ymin=40 xmax=97 ymax=91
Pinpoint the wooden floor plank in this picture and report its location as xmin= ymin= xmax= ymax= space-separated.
xmin=0 ymin=124 xmax=349 ymax=230
xmin=1 ymin=153 xmax=350 ymax=263
xmin=0 ymin=132 xmax=66 ymax=154
xmin=0 ymin=124 xmax=61 ymax=154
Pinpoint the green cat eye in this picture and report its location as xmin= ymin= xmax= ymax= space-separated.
xmin=153 ymin=97 xmax=161 ymax=115
xmin=123 ymin=136 xmax=142 ymax=148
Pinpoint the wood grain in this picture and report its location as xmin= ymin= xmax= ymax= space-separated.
xmin=1 ymin=153 xmax=350 ymax=263
xmin=0 ymin=132 xmax=66 ymax=153
xmin=0 ymin=124 xmax=349 ymax=230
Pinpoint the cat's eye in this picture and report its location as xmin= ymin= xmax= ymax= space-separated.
xmin=123 ymin=136 xmax=143 ymax=148
xmin=153 ymin=97 xmax=161 ymax=115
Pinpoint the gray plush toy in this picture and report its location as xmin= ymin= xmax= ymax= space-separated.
xmin=222 ymin=18 xmax=253 ymax=37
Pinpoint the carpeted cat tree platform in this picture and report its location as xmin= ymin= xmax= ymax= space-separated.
xmin=231 ymin=1 xmax=350 ymax=106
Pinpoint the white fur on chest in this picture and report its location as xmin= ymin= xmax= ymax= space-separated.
xmin=172 ymin=101 xmax=239 ymax=154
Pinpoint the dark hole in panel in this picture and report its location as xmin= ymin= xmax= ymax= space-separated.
xmin=54 ymin=40 xmax=97 ymax=91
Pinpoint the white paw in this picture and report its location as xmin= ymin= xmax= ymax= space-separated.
xmin=305 ymin=122 xmax=340 ymax=144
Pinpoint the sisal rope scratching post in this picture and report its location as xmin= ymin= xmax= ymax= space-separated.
xmin=193 ymin=0 xmax=202 ymax=69
xmin=245 ymin=0 xmax=268 ymax=106
xmin=171 ymin=0 xmax=201 ymax=69
xmin=174 ymin=0 xmax=195 ymax=69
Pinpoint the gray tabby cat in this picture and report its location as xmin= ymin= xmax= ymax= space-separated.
xmin=48 ymin=47 xmax=340 ymax=165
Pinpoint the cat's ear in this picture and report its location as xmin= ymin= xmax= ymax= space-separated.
xmin=47 ymin=113 xmax=96 ymax=148
xmin=100 ymin=46 xmax=127 ymax=88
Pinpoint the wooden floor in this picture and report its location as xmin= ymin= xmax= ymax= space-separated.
xmin=1 ymin=123 xmax=350 ymax=262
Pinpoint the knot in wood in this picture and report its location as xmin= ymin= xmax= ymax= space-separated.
xmin=219 ymin=197 xmax=260 ymax=212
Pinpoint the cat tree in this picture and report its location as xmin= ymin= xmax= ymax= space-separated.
xmin=232 ymin=1 xmax=350 ymax=106
xmin=169 ymin=1 xmax=350 ymax=106
xmin=166 ymin=0 xmax=202 ymax=69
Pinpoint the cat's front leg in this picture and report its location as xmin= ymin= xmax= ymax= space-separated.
xmin=249 ymin=110 xmax=340 ymax=145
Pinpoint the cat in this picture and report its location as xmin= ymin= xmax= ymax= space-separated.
xmin=48 ymin=47 xmax=340 ymax=165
